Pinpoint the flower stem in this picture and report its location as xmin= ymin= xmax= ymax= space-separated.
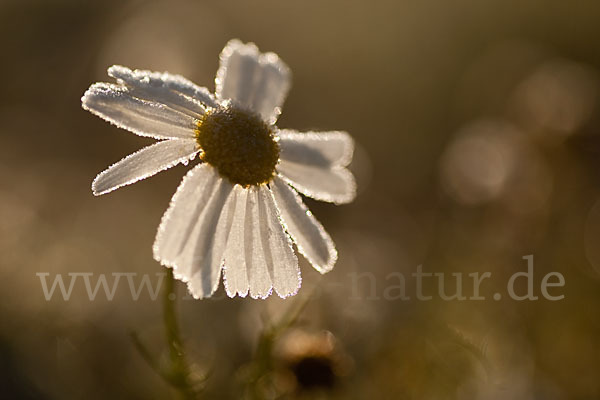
xmin=162 ymin=268 xmax=199 ymax=399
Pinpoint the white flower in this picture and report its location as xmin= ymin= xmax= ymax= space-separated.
xmin=82 ymin=39 xmax=356 ymax=299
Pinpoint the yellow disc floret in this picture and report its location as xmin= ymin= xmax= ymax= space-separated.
xmin=195 ymin=104 xmax=280 ymax=187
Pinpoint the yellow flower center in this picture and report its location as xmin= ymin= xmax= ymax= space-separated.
xmin=195 ymin=104 xmax=280 ymax=187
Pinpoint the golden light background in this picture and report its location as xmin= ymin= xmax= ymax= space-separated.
xmin=1 ymin=0 xmax=599 ymax=398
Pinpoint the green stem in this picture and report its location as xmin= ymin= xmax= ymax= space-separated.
xmin=162 ymin=268 xmax=198 ymax=399
xmin=131 ymin=269 xmax=202 ymax=399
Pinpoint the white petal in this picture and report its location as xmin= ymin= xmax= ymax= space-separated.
xmin=222 ymin=187 xmax=250 ymax=297
xmin=277 ymin=130 xmax=356 ymax=204
xmin=215 ymin=39 xmax=291 ymax=124
xmin=257 ymin=186 xmax=301 ymax=298
xmin=270 ymin=177 xmax=337 ymax=273
xmin=277 ymin=162 xmax=356 ymax=205
xmin=92 ymin=138 xmax=199 ymax=196
xmin=153 ymin=164 xmax=219 ymax=268
xmin=82 ymin=83 xmax=197 ymax=140
xmin=278 ymin=130 xmax=354 ymax=167
xmin=200 ymin=185 xmax=238 ymax=291
xmin=154 ymin=165 xmax=237 ymax=298
xmin=174 ymin=178 xmax=233 ymax=299
xmin=245 ymin=188 xmax=273 ymax=299
xmin=108 ymin=65 xmax=216 ymax=118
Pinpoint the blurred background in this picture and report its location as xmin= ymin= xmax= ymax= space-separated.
xmin=2 ymin=0 xmax=600 ymax=398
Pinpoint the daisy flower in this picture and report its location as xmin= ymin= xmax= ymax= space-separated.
xmin=82 ymin=40 xmax=356 ymax=299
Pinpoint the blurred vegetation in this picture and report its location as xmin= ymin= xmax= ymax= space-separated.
xmin=1 ymin=0 xmax=600 ymax=398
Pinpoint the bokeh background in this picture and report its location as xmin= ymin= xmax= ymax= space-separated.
xmin=2 ymin=0 xmax=600 ymax=398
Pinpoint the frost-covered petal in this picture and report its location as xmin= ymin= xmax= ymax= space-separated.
xmin=270 ymin=177 xmax=337 ymax=273
xmin=278 ymin=130 xmax=354 ymax=168
xmin=174 ymin=180 xmax=233 ymax=299
xmin=153 ymin=164 xmax=218 ymax=268
xmin=190 ymin=185 xmax=237 ymax=296
xmin=154 ymin=165 xmax=236 ymax=298
xmin=277 ymin=130 xmax=356 ymax=204
xmin=82 ymin=83 xmax=197 ymax=139
xmin=258 ymin=186 xmax=300 ymax=298
xmin=223 ymin=187 xmax=250 ymax=297
xmin=108 ymin=65 xmax=216 ymax=118
xmin=92 ymin=138 xmax=199 ymax=196
xmin=245 ymin=188 xmax=273 ymax=299
xmin=216 ymin=39 xmax=291 ymax=124
xmin=277 ymin=162 xmax=356 ymax=205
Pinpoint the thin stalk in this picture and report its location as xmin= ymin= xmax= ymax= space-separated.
xmin=131 ymin=269 xmax=201 ymax=399
xmin=162 ymin=268 xmax=198 ymax=399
